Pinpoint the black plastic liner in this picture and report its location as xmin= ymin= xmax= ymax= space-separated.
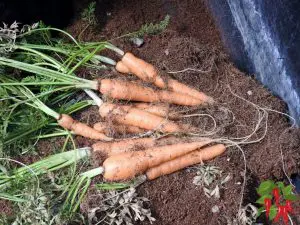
xmin=207 ymin=0 xmax=300 ymax=125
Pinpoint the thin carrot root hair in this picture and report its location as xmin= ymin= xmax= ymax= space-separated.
xmin=208 ymin=72 xmax=297 ymax=215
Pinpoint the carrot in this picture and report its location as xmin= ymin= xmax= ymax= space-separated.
xmin=93 ymin=136 xmax=197 ymax=156
xmin=159 ymin=89 xmax=204 ymax=106
xmin=102 ymin=139 xmax=211 ymax=181
xmin=115 ymin=61 xmax=130 ymax=74
xmin=166 ymin=79 xmax=215 ymax=104
xmin=146 ymin=144 xmax=226 ymax=180
xmin=133 ymin=103 xmax=180 ymax=119
xmin=99 ymin=103 xmax=193 ymax=133
xmin=115 ymin=52 xmax=166 ymax=88
xmin=92 ymin=137 xmax=156 ymax=156
xmin=58 ymin=114 xmax=112 ymax=141
xmin=116 ymin=52 xmax=214 ymax=104
xmin=93 ymin=122 xmax=145 ymax=135
xmin=99 ymin=78 xmax=158 ymax=102
xmin=93 ymin=135 xmax=196 ymax=156
xmin=99 ymin=79 xmax=203 ymax=106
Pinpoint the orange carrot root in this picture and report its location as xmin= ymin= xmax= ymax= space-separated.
xmin=57 ymin=114 xmax=112 ymax=141
xmin=103 ymin=139 xmax=211 ymax=181
xmin=133 ymin=103 xmax=169 ymax=117
xmin=116 ymin=52 xmax=166 ymax=88
xmin=99 ymin=78 xmax=159 ymax=102
xmin=159 ymin=89 xmax=204 ymax=106
xmin=92 ymin=137 xmax=156 ymax=156
xmin=99 ymin=103 xmax=192 ymax=133
xmin=146 ymin=144 xmax=226 ymax=180
xmin=99 ymin=79 xmax=204 ymax=106
xmin=167 ymin=79 xmax=215 ymax=104
xmin=133 ymin=103 xmax=180 ymax=119
xmin=93 ymin=122 xmax=145 ymax=135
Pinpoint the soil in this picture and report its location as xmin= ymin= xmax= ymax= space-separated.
xmin=2 ymin=0 xmax=300 ymax=224
xmin=68 ymin=0 xmax=300 ymax=224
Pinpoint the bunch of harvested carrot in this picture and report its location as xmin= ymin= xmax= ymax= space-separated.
xmin=1 ymin=27 xmax=219 ymax=161
xmin=1 ymin=25 xmax=228 ymax=217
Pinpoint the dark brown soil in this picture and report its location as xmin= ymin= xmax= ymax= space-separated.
xmin=65 ymin=0 xmax=300 ymax=224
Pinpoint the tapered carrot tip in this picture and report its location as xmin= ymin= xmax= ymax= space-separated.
xmin=146 ymin=144 xmax=226 ymax=180
xmin=204 ymin=96 xmax=215 ymax=105
xmin=167 ymin=79 xmax=215 ymax=105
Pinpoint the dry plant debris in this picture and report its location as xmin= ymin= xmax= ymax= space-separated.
xmin=193 ymin=165 xmax=231 ymax=199
xmin=12 ymin=188 xmax=51 ymax=225
xmin=88 ymin=187 xmax=155 ymax=225
xmin=0 ymin=22 xmax=38 ymax=53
